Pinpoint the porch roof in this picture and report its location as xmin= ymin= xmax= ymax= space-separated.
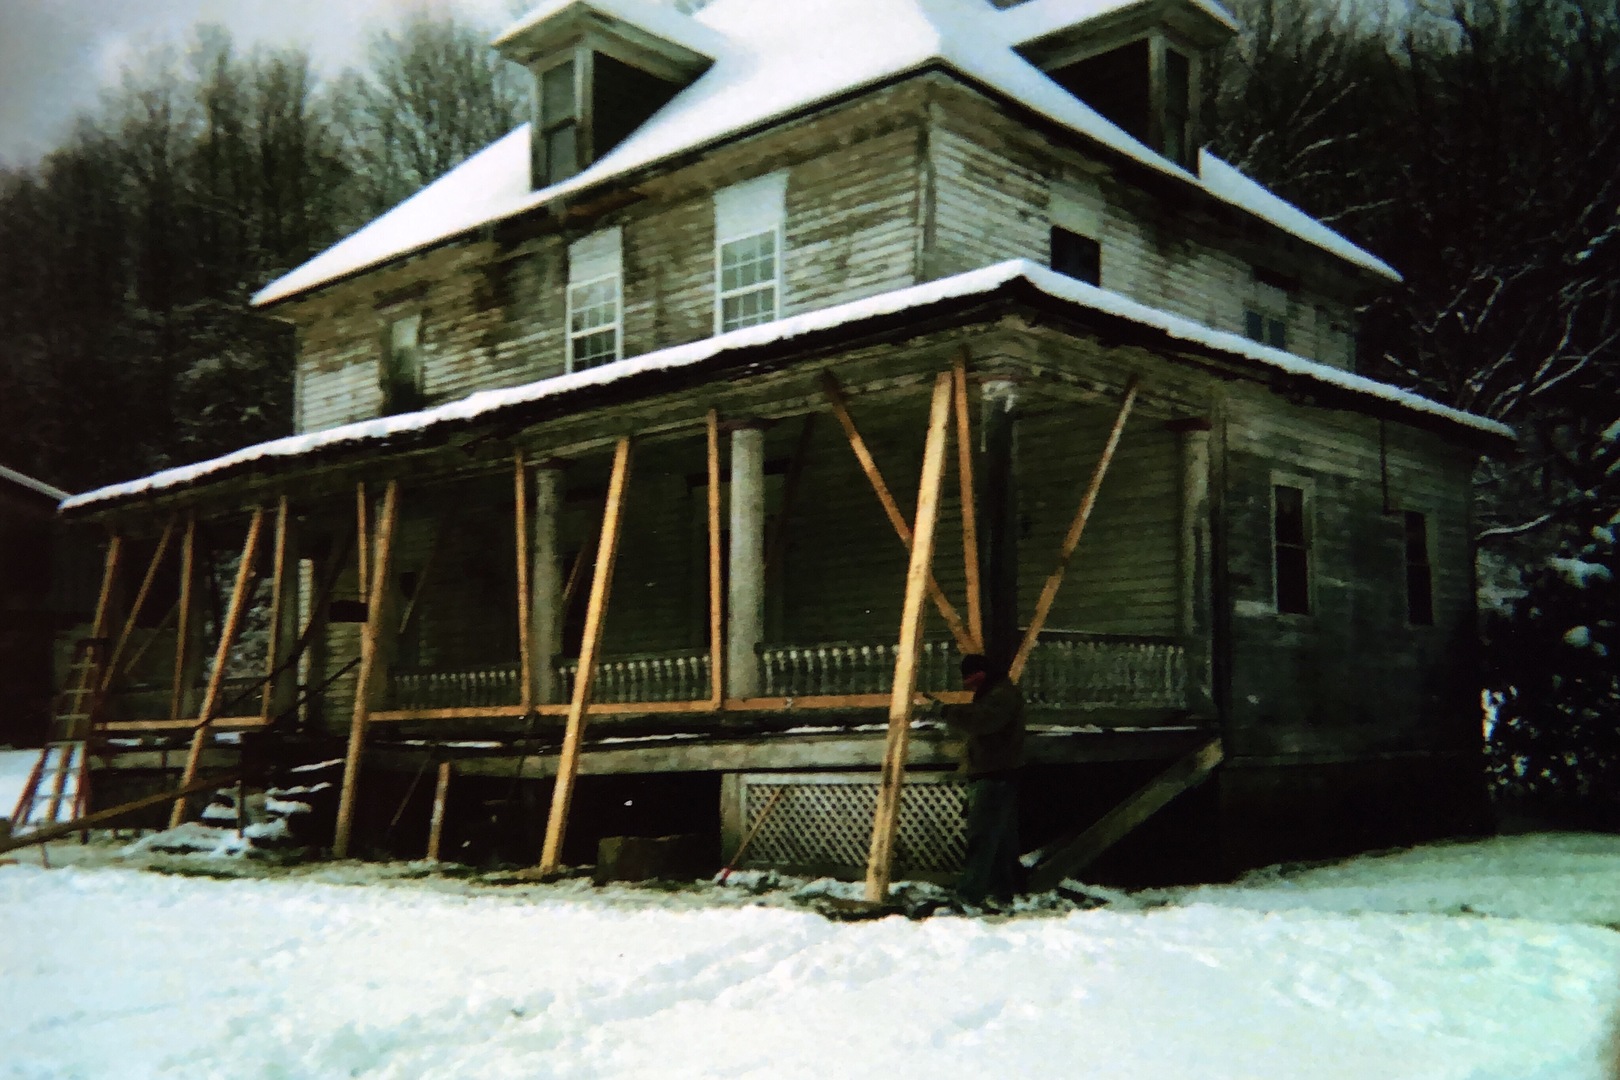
xmin=65 ymin=259 xmax=1515 ymax=517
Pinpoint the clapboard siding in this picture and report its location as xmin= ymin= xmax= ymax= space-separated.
xmin=1221 ymin=384 xmax=1478 ymax=759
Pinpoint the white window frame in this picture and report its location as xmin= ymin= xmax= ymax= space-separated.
xmin=714 ymin=171 xmax=787 ymax=334
xmin=566 ymin=227 xmax=623 ymax=372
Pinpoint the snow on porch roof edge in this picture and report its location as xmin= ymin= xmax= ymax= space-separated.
xmin=68 ymin=260 xmax=1511 ymax=516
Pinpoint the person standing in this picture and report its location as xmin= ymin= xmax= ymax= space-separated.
xmin=939 ymin=653 xmax=1025 ymax=905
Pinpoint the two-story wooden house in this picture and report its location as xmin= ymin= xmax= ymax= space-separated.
xmin=51 ymin=0 xmax=1512 ymax=883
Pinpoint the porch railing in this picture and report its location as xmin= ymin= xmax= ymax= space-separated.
xmin=378 ymin=633 xmax=1187 ymax=712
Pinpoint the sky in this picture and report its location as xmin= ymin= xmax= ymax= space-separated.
xmin=0 ymin=0 xmax=517 ymax=167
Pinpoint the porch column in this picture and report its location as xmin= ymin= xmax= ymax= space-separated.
xmin=727 ymin=423 xmax=766 ymax=699
xmin=1177 ymin=421 xmax=1216 ymax=716
xmin=263 ymin=501 xmax=302 ymax=725
xmin=977 ymin=380 xmax=1020 ymax=673
xmin=530 ymin=464 xmax=565 ymax=705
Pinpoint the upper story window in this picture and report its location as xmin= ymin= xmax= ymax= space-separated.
xmin=538 ymin=59 xmax=581 ymax=186
xmin=1049 ymin=185 xmax=1103 ymax=285
xmin=567 ymin=227 xmax=623 ymax=371
xmin=495 ymin=5 xmax=714 ymax=192
xmin=380 ymin=312 xmax=425 ymax=415
xmin=1013 ymin=2 xmax=1231 ymax=169
xmin=1272 ymin=480 xmax=1313 ymax=615
xmin=714 ymin=171 xmax=787 ymax=333
xmin=1245 ymin=268 xmax=1293 ymax=350
xmin=1403 ymin=510 xmax=1435 ymax=626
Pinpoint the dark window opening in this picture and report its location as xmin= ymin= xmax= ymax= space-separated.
xmin=1404 ymin=511 xmax=1434 ymax=626
xmin=1164 ymin=48 xmax=1192 ymax=165
xmin=1274 ymin=484 xmax=1311 ymax=615
xmin=1051 ymin=41 xmax=1151 ymax=144
xmin=593 ymin=53 xmax=681 ymax=159
xmin=381 ymin=313 xmax=426 ymax=415
xmin=1243 ymin=310 xmax=1288 ymax=350
xmin=1050 ymin=226 xmax=1101 ymax=285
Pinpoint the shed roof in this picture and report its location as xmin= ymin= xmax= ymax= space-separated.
xmin=252 ymin=0 xmax=1393 ymax=309
xmin=76 ymin=260 xmax=1508 ymax=515
xmin=0 ymin=464 xmax=69 ymax=506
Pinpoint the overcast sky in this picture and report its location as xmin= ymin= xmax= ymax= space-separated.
xmin=0 ymin=0 xmax=517 ymax=167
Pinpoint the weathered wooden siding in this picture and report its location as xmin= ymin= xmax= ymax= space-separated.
xmin=925 ymin=86 xmax=1365 ymax=370
xmin=1220 ymin=384 xmax=1479 ymax=760
xmin=287 ymin=88 xmax=927 ymax=436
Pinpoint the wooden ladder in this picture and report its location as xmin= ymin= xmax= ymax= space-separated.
xmin=9 ymin=640 xmax=106 ymax=830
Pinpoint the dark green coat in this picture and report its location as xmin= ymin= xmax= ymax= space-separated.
xmin=941 ymin=678 xmax=1025 ymax=777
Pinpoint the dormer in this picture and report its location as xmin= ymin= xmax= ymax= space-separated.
xmin=1010 ymin=0 xmax=1237 ymax=169
xmin=494 ymin=1 xmax=719 ymax=190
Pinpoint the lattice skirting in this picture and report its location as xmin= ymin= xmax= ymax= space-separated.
xmin=728 ymin=772 xmax=967 ymax=876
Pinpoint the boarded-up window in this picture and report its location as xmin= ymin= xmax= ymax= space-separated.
xmin=715 ymin=171 xmax=787 ymax=333
xmin=1404 ymin=510 xmax=1434 ymax=626
xmin=1273 ymin=483 xmax=1311 ymax=615
xmin=567 ymin=227 xmax=622 ymax=371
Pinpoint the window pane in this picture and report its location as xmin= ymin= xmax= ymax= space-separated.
xmin=542 ymin=61 xmax=575 ymax=122
xmin=572 ymin=329 xmax=617 ymax=369
xmin=1404 ymin=511 xmax=1434 ymax=625
xmin=546 ymin=124 xmax=578 ymax=185
xmin=1274 ymin=486 xmax=1305 ymax=545
xmin=721 ymin=286 xmax=775 ymax=331
xmin=1274 ymin=485 xmax=1310 ymax=615
xmin=1244 ymin=309 xmax=1265 ymax=342
xmin=1276 ymin=547 xmax=1310 ymax=615
xmin=1050 ymin=227 xmax=1101 ymax=285
xmin=1267 ymin=318 xmax=1288 ymax=350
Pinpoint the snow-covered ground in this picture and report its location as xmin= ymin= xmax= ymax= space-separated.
xmin=4 ymin=750 xmax=1620 ymax=1078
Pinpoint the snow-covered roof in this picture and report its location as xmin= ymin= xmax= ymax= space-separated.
xmin=77 ymin=260 xmax=1507 ymax=514
xmin=0 ymin=463 xmax=68 ymax=504
xmin=251 ymin=0 xmax=1394 ymax=308
xmin=492 ymin=0 xmax=727 ymax=59
xmin=1000 ymin=0 xmax=1240 ymax=42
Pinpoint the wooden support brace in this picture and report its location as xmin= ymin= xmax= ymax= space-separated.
xmin=1009 ymin=379 xmax=1140 ymax=684
xmin=169 ymin=516 xmax=198 ymax=722
xmin=1025 ymin=737 xmax=1223 ymax=892
xmin=953 ymin=355 xmax=983 ymax=653
xmin=332 ymin=480 xmax=401 ymax=858
xmin=538 ymin=437 xmax=632 ymax=873
xmin=706 ymin=410 xmax=724 ymax=709
xmin=821 ymin=373 xmax=976 ymax=654
xmin=514 ymin=453 xmax=534 ymax=711
xmin=355 ymin=482 xmax=370 ymax=604
xmin=260 ymin=497 xmax=292 ymax=723
xmin=171 ymin=508 xmax=265 ymax=827
xmin=1 ymin=770 xmax=245 ymax=856
xmin=101 ymin=518 xmax=176 ymax=694
xmin=865 ymin=371 xmax=953 ymax=902
xmin=426 ymin=761 xmax=452 ymax=861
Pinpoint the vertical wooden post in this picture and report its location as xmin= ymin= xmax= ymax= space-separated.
xmin=332 ymin=480 xmax=401 ymax=858
xmin=64 ymin=536 xmax=122 ymax=742
xmin=169 ymin=516 xmax=199 ymax=722
xmin=530 ymin=466 xmax=565 ymax=706
xmin=865 ymin=372 xmax=953 ymax=902
xmin=514 ymin=453 xmax=533 ymax=711
xmin=978 ymin=379 xmax=1021 ymax=675
xmin=1009 ymin=380 xmax=1139 ymax=683
xmin=539 ymin=437 xmax=632 ymax=874
xmin=953 ymin=357 xmax=983 ymax=653
xmin=261 ymin=497 xmax=300 ymax=724
xmin=727 ymin=424 xmax=765 ymax=699
xmin=706 ymin=410 xmax=724 ymax=708
xmin=171 ymin=509 xmax=265 ymax=827
xmin=426 ymin=760 xmax=452 ymax=861
xmin=355 ymin=482 xmax=370 ymax=604
xmin=1177 ymin=420 xmax=1216 ymax=716
xmin=100 ymin=519 xmax=175 ymax=694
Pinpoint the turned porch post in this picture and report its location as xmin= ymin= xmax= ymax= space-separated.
xmin=530 ymin=464 xmax=565 ymax=706
xmin=978 ymin=380 xmax=1021 ymax=673
xmin=727 ymin=423 xmax=766 ymax=699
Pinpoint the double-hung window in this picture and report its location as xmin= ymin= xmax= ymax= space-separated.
xmin=380 ymin=312 xmax=424 ymax=414
xmin=1272 ymin=481 xmax=1313 ymax=615
xmin=1049 ymin=184 xmax=1103 ymax=286
xmin=567 ymin=227 xmax=622 ymax=371
xmin=1245 ymin=268 xmax=1292 ymax=350
xmin=538 ymin=59 xmax=580 ymax=186
xmin=714 ymin=171 xmax=787 ymax=334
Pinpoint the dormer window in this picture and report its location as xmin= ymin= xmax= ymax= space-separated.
xmin=494 ymin=2 xmax=717 ymax=191
xmin=539 ymin=59 xmax=581 ymax=185
xmin=1012 ymin=0 xmax=1233 ymax=169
